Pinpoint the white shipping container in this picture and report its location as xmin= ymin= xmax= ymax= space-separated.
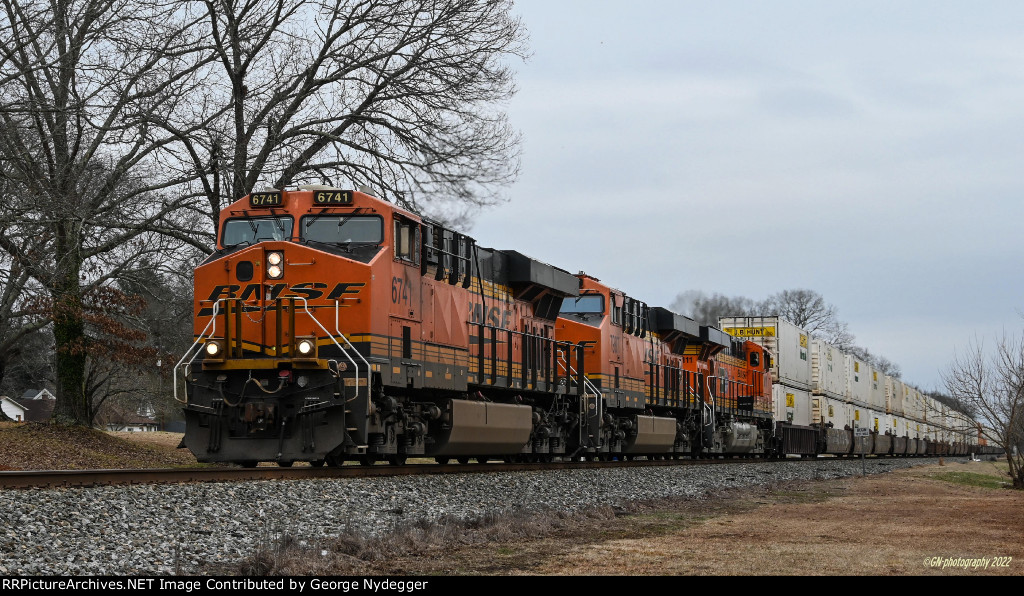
xmin=886 ymin=377 xmax=906 ymax=416
xmin=867 ymin=366 xmax=887 ymax=411
xmin=773 ymin=384 xmax=813 ymax=427
xmin=720 ymin=316 xmax=812 ymax=391
xmin=904 ymin=387 xmax=921 ymax=422
xmin=920 ymin=394 xmax=937 ymax=424
xmin=865 ymin=408 xmax=884 ymax=434
xmin=850 ymin=404 xmax=872 ymax=432
xmin=816 ymin=395 xmax=851 ymax=429
xmin=892 ymin=415 xmax=908 ymax=437
xmin=928 ymin=395 xmax=941 ymax=424
xmin=874 ymin=412 xmax=893 ymax=435
xmin=811 ymin=340 xmax=847 ymax=399
xmin=845 ymin=354 xmax=870 ymax=408
xmin=918 ymin=391 xmax=931 ymax=423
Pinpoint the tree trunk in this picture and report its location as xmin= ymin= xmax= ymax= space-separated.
xmin=52 ymin=292 xmax=88 ymax=425
xmin=51 ymin=224 xmax=88 ymax=425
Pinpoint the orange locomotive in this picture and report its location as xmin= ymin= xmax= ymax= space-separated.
xmin=557 ymin=274 xmax=774 ymax=458
xmin=177 ymin=186 xmax=773 ymax=465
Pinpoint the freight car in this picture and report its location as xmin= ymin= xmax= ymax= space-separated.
xmin=175 ymin=186 xmax=985 ymax=465
xmin=719 ymin=317 xmax=994 ymax=458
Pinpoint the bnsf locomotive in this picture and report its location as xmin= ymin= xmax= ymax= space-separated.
xmin=176 ymin=187 xmax=779 ymax=466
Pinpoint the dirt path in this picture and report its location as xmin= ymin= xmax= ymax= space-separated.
xmin=367 ymin=460 xmax=1024 ymax=576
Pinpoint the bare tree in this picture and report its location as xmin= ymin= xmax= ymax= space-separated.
xmin=760 ymin=288 xmax=854 ymax=349
xmin=673 ymin=288 xmax=855 ymax=350
xmin=942 ymin=333 xmax=1024 ymax=489
xmin=160 ymin=0 xmax=527 ymax=229
xmin=0 ymin=0 xmax=212 ymax=424
xmin=0 ymin=248 xmax=50 ymax=389
xmin=670 ymin=290 xmax=757 ymax=327
xmin=0 ymin=324 xmax=53 ymax=397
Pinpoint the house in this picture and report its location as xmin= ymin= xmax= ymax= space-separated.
xmin=0 ymin=389 xmax=56 ymax=422
xmin=105 ymin=415 xmax=160 ymax=433
xmin=102 ymin=400 xmax=161 ymax=432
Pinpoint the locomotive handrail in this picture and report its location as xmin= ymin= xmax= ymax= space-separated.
xmin=553 ymin=349 xmax=603 ymax=402
xmin=703 ymin=375 xmax=716 ymax=430
xmin=331 ymin=298 xmax=371 ymax=404
xmin=290 ymin=296 xmax=371 ymax=400
xmin=172 ymin=299 xmax=227 ymax=404
xmin=172 ymin=297 xmax=371 ymax=406
xmin=553 ymin=348 xmax=604 ymax=449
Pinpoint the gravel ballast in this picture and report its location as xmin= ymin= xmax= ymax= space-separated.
xmin=0 ymin=457 xmax=956 ymax=575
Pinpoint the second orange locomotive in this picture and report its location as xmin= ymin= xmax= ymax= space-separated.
xmin=178 ymin=186 xmax=773 ymax=466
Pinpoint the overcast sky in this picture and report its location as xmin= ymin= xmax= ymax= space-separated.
xmin=468 ymin=0 xmax=1024 ymax=392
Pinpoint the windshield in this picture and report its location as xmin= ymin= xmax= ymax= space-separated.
xmin=222 ymin=217 xmax=294 ymax=247
xmin=301 ymin=215 xmax=383 ymax=244
xmin=560 ymin=295 xmax=605 ymax=315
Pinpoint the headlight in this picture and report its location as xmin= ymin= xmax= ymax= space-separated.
xmin=294 ymin=337 xmax=317 ymax=360
xmin=204 ymin=340 xmax=223 ymax=358
xmin=266 ymin=252 xmax=284 ymax=279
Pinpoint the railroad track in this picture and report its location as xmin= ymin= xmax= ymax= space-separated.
xmin=0 ymin=455 xmax=821 ymax=489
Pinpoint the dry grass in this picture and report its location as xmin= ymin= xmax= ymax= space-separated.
xmin=228 ymin=459 xmax=1024 ymax=576
xmin=220 ymin=507 xmax=621 ymax=576
xmin=0 ymin=421 xmax=199 ymax=470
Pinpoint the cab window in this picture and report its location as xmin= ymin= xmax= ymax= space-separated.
xmin=394 ymin=218 xmax=420 ymax=264
xmin=222 ymin=216 xmax=293 ymax=247
xmin=301 ymin=215 xmax=382 ymax=244
xmin=560 ymin=295 xmax=604 ymax=315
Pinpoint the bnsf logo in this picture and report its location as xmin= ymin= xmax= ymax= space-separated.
xmin=198 ymin=282 xmax=364 ymax=315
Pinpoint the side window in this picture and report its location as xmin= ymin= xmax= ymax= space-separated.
xmin=749 ymin=351 xmax=760 ymax=368
xmin=611 ymin=295 xmax=622 ymax=326
xmin=393 ymin=218 xmax=420 ymax=265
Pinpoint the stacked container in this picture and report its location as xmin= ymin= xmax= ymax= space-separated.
xmin=886 ymin=377 xmax=906 ymax=418
xmin=812 ymin=340 xmax=846 ymax=399
xmin=845 ymin=354 xmax=870 ymax=408
xmin=720 ymin=316 xmax=813 ymax=426
xmin=868 ymin=366 xmax=887 ymax=415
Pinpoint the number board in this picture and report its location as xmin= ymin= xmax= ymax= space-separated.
xmin=313 ymin=190 xmax=353 ymax=205
xmin=249 ymin=192 xmax=283 ymax=207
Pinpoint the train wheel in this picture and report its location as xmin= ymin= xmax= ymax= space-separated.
xmin=435 ymin=457 xmax=450 ymax=465
xmin=387 ymin=455 xmax=407 ymax=466
xmin=310 ymin=459 xmax=326 ymax=467
xmin=359 ymin=455 xmax=377 ymax=466
xmin=476 ymin=456 xmax=489 ymax=463
xmin=276 ymin=461 xmax=293 ymax=467
xmin=240 ymin=461 xmax=257 ymax=468
xmin=457 ymin=456 xmax=470 ymax=464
